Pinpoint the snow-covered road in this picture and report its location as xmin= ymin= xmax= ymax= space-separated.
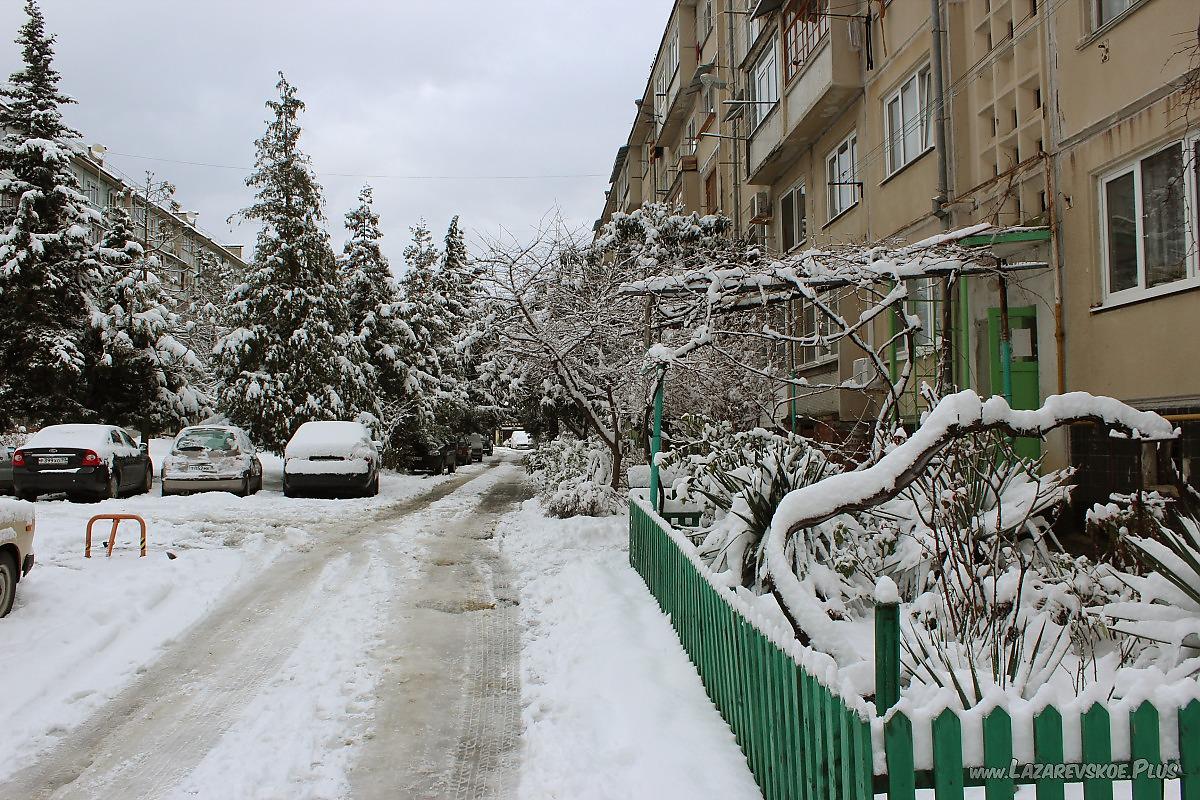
xmin=1 ymin=455 xmax=527 ymax=800
xmin=1 ymin=451 xmax=761 ymax=800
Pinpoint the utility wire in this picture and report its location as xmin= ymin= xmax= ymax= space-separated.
xmin=105 ymin=151 xmax=605 ymax=181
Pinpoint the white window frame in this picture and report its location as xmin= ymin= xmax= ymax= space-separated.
xmin=1097 ymin=133 xmax=1200 ymax=307
xmin=1092 ymin=0 xmax=1136 ymax=31
xmin=826 ymin=132 xmax=859 ymax=221
xmin=883 ymin=63 xmax=933 ymax=177
xmin=779 ymin=182 xmax=806 ymax=253
xmin=894 ymin=278 xmax=939 ymax=358
xmin=797 ymin=292 xmax=839 ymax=368
xmin=749 ymin=40 xmax=779 ymax=132
xmin=665 ymin=26 xmax=680 ymax=80
xmin=698 ymin=0 xmax=714 ymax=43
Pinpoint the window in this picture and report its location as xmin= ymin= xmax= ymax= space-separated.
xmin=1099 ymin=136 xmax=1199 ymax=302
xmin=826 ymin=132 xmax=859 ymax=220
xmin=780 ymin=183 xmax=806 ymax=252
xmin=783 ymin=0 xmax=830 ymax=82
xmin=895 ymin=278 xmax=939 ymax=355
xmin=749 ymin=41 xmax=779 ymax=130
xmin=884 ymin=64 xmax=933 ymax=176
xmin=797 ymin=293 xmax=839 ymax=366
xmin=665 ymin=27 xmax=680 ymax=80
xmin=1093 ymin=0 xmax=1135 ymax=29
xmin=698 ymin=0 xmax=714 ymax=42
xmin=703 ymin=85 xmax=717 ymax=119
xmin=745 ymin=0 xmax=761 ymax=56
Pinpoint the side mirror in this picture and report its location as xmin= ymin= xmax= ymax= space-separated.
xmin=139 ymin=442 xmax=149 ymax=453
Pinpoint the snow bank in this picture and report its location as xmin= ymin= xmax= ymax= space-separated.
xmin=498 ymin=499 xmax=762 ymax=800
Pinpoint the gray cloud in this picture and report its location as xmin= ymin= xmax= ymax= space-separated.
xmin=0 ymin=0 xmax=669 ymax=267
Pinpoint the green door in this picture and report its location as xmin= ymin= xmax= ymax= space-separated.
xmin=987 ymin=306 xmax=1042 ymax=461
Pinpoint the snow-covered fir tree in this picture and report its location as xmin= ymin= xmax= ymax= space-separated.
xmin=86 ymin=206 xmax=209 ymax=430
xmin=0 ymin=1 xmax=101 ymax=426
xmin=185 ymin=249 xmax=234 ymax=382
xmin=339 ymin=185 xmax=419 ymax=462
xmin=437 ymin=216 xmax=496 ymax=430
xmin=215 ymin=73 xmax=375 ymax=451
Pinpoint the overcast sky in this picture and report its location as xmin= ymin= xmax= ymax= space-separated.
xmin=0 ymin=0 xmax=670 ymax=268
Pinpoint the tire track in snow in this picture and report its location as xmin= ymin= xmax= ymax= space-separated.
xmin=0 ymin=463 xmax=501 ymax=800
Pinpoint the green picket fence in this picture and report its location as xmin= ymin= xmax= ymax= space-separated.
xmin=629 ymin=497 xmax=1200 ymax=800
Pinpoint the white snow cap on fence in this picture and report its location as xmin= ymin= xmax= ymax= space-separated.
xmin=873 ymin=576 xmax=899 ymax=605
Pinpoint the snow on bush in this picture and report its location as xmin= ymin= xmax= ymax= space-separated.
xmin=656 ymin=392 xmax=1200 ymax=718
xmin=658 ymin=417 xmax=837 ymax=590
xmin=527 ymin=437 xmax=623 ymax=518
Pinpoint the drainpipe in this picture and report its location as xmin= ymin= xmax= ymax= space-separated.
xmin=930 ymin=0 xmax=955 ymax=391
xmin=726 ymin=1 xmax=742 ymax=236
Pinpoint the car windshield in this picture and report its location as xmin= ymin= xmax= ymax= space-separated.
xmin=176 ymin=429 xmax=238 ymax=453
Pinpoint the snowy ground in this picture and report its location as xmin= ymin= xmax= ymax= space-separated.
xmin=0 ymin=441 xmax=462 ymax=790
xmin=0 ymin=450 xmax=761 ymax=799
xmin=498 ymin=499 xmax=762 ymax=800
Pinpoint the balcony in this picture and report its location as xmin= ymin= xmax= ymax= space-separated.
xmin=747 ymin=17 xmax=861 ymax=185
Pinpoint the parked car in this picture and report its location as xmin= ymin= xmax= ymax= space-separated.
xmin=0 ymin=445 xmax=14 ymax=494
xmin=282 ymin=421 xmax=380 ymax=498
xmin=454 ymin=439 xmax=472 ymax=465
xmin=412 ymin=438 xmax=456 ymax=475
xmin=12 ymin=424 xmax=153 ymax=502
xmin=468 ymin=433 xmax=485 ymax=462
xmin=482 ymin=434 xmax=494 ymax=457
xmin=161 ymin=425 xmax=263 ymax=497
xmin=0 ymin=498 xmax=35 ymax=617
xmin=509 ymin=430 xmax=533 ymax=450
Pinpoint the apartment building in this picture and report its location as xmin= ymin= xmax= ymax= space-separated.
xmin=63 ymin=143 xmax=247 ymax=294
xmin=598 ymin=0 xmax=1199 ymax=501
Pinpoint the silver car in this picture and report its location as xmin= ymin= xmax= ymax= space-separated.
xmin=161 ymin=425 xmax=263 ymax=497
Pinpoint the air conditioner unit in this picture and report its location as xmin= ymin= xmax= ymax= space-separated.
xmin=749 ymin=190 xmax=772 ymax=223
xmin=851 ymin=357 xmax=874 ymax=387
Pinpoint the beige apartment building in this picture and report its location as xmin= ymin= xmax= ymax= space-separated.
xmin=598 ymin=0 xmax=1199 ymax=505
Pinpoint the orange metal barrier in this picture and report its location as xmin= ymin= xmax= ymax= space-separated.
xmin=85 ymin=514 xmax=148 ymax=558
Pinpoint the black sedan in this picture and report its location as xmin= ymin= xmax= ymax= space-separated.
xmin=12 ymin=424 xmax=153 ymax=502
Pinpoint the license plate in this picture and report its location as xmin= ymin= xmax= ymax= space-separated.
xmin=38 ymin=456 xmax=68 ymax=466
xmin=198 ymin=464 xmax=216 ymax=473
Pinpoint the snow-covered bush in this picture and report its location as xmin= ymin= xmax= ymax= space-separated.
xmin=527 ymin=436 xmax=623 ymax=518
xmin=659 ymin=417 xmax=839 ymax=590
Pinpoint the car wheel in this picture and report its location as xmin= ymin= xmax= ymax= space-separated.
xmin=141 ymin=465 xmax=153 ymax=495
xmin=238 ymin=474 xmax=250 ymax=498
xmin=369 ymin=474 xmax=380 ymax=497
xmin=283 ymin=483 xmax=296 ymax=498
xmin=0 ymin=550 xmax=18 ymax=618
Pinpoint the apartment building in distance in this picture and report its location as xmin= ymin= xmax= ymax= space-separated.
xmin=597 ymin=0 xmax=1200 ymax=506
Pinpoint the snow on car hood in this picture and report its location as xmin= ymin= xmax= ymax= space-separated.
xmin=284 ymin=421 xmax=375 ymax=460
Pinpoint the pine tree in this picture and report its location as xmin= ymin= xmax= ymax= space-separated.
xmin=436 ymin=216 xmax=493 ymax=429
xmin=340 ymin=185 xmax=418 ymax=461
xmin=0 ymin=1 xmax=101 ymax=426
xmin=186 ymin=249 xmax=234 ymax=379
xmin=214 ymin=73 xmax=375 ymax=451
xmin=86 ymin=207 xmax=209 ymax=430
xmin=397 ymin=223 xmax=448 ymax=429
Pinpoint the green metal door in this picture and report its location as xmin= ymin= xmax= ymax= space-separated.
xmin=988 ymin=306 xmax=1042 ymax=461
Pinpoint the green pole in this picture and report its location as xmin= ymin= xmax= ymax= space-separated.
xmin=958 ymin=275 xmax=970 ymax=388
xmin=649 ymin=367 xmax=665 ymax=513
xmin=998 ymin=273 xmax=1013 ymax=404
xmin=789 ymin=370 xmax=798 ymax=432
xmin=875 ymin=596 xmax=901 ymax=714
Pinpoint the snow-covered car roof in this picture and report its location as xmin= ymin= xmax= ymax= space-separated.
xmin=285 ymin=421 xmax=373 ymax=460
xmin=23 ymin=424 xmax=126 ymax=450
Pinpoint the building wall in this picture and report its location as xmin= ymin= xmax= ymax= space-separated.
xmin=594 ymin=0 xmax=1198 ymax=484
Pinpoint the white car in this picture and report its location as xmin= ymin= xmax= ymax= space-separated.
xmin=161 ymin=425 xmax=264 ymax=497
xmin=0 ymin=498 xmax=35 ymax=617
xmin=282 ymin=421 xmax=381 ymax=498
